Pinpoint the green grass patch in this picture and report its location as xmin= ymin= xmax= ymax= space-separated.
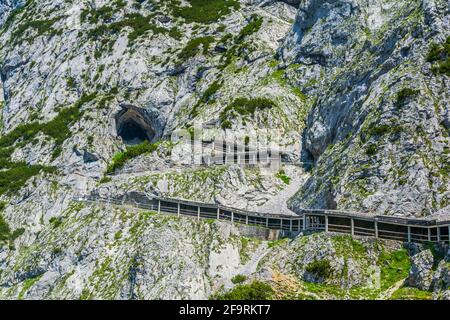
xmin=390 ymin=286 xmax=432 ymax=300
xmin=106 ymin=140 xmax=159 ymax=173
xmin=378 ymin=249 xmax=411 ymax=290
xmin=212 ymin=281 xmax=274 ymax=300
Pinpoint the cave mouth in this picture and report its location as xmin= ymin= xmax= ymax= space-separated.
xmin=116 ymin=107 xmax=155 ymax=146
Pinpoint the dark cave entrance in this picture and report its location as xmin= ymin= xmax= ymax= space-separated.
xmin=116 ymin=107 xmax=155 ymax=145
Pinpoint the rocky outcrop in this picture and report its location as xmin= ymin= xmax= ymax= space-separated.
xmin=285 ymin=0 xmax=449 ymax=216
xmin=409 ymin=249 xmax=434 ymax=290
xmin=0 ymin=0 xmax=25 ymax=26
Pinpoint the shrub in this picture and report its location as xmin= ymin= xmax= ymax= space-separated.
xmin=0 ymin=93 xmax=96 ymax=150
xmin=191 ymin=81 xmax=222 ymax=117
xmin=106 ymin=141 xmax=159 ymax=173
xmin=49 ymin=217 xmax=62 ymax=228
xmin=396 ymin=88 xmax=419 ymax=106
xmin=366 ymin=144 xmax=377 ymax=156
xmin=426 ymin=36 xmax=450 ymax=76
xmin=0 ymin=164 xmax=56 ymax=196
xmin=219 ymin=97 xmax=275 ymax=129
xmin=213 ymin=281 xmax=274 ymax=300
xmin=178 ymin=36 xmax=215 ymax=61
xmin=231 ymin=274 xmax=247 ymax=284
xmin=0 ymin=214 xmax=11 ymax=242
xmin=276 ymin=170 xmax=291 ymax=184
xmin=237 ymin=15 xmax=263 ymax=41
xmin=170 ymin=0 xmax=240 ymax=24
xmin=305 ymin=260 xmax=332 ymax=280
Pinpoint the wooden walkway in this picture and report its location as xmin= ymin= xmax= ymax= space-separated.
xmin=75 ymin=192 xmax=450 ymax=245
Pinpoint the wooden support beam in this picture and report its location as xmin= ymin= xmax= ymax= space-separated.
xmin=448 ymin=226 xmax=450 ymax=245
xmin=428 ymin=228 xmax=431 ymax=242
xmin=290 ymin=219 xmax=293 ymax=232
xmin=375 ymin=221 xmax=378 ymax=238
xmin=437 ymin=227 xmax=441 ymax=243
xmin=266 ymin=217 xmax=269 ymax=228
xmin=231 ymin=211 xmax=234 ymax=224
xmin=197 ymin=206 xmax=200 ymax=222
xmin=177 ymin=203 xmax=180 ymax=217
xmin=157 ymin=200 xmax=161 ymax=214
xmin=303 ymin=215 xmax=307 ymax=231
xmin=325 ymin=216 xmax=328 ymax=232
xmin=217 ymin=207 xmax=220 ymax=220
xmin=246 ymin=215 xmax=249 ymax=225
xmin=407 ymin=226 xmax=411 ymax=243
xmin=351 ymin=218 xmax=354 ymax=236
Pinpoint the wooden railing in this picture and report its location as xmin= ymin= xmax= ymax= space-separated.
xmin=74 ymin=192 xmax=450 ymax=245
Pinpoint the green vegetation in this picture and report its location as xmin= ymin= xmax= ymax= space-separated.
xmin=305 ymin=260 xmax=332 ymax=280
xmin=367 ymin=123 xmax=402 ymax=138
xmin=178 ymin=36 xmax=215 ymax=61
xmin=0 ymin=164 xmax=55 ymax=196
xmin=276 ymin=170 xmax=291 ymax=184
xmin=378 ymin=249 xmax=411 ymax=290
xmin=390 ymin=286 xmax=432 ymax=300
xmin=49 ymin=217 xmax=62 ymax=228
xmin=18 ymin=275 xmax=42 ymax=300
xmin=191 ymin=80 xmax=222 ymax=117
xmin=0 ymin=214 xmax=11 ymax=243
xmin=236 ymin=14 xmax=263 ymax=41
xmin=11 ymin=17 xmax=62 ymax=43
xmin=396 ymin=88 xmax=419 ymax=107
xmin=87 ymin=13 xmax=167 ymax=42
xmin=231 ymin=274 xmax=247 ymax=284
xmin=366 ymin=144 xmax=377 ymax=156
xmin=170 ymin=0 xmax=240 ymax=24
xmin=99 ymin=176 xmax=112 ymax=184
xmin=219 ymin=98 xmax=275 ymax=129
xmin=426 ymin=36 xmax=450 ymax=76
xmin=0 ymin=93 xmax=96 ymax=151
xmin=106 ymin=141 xmax=159 ymax=173
xmin=212 ymin=281 xmax=274 ymax=300
xmin=0 ymin=210 xmax=25 ymax=248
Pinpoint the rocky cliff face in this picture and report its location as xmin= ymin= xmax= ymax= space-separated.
xmin=284 ymin=0 xmax=449 ymax=216
xmin=0 ymin=0 xmax=448 ymax=300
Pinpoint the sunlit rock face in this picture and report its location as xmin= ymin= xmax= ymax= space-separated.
xmin=0 ymin=0 xmax=25 ymax=26
xmin=0 ymin=0 xmax=448 ymax=300
xmin=284 ymin=0 xmax=449 ymax=216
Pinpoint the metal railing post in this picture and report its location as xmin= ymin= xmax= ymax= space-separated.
xmin=197 ymin=206 xmax=200 ymax=222
xmin=266 ymin=217 xmax=269 ymax=228
xmin=325 ymin=216 xmax=328 ymax=232
xmin=428 ymin=228 xmax=431 ymax=242
xmin=217 ymin=207 xmax=220 ymax=220
xmin=246 ymin=215 xmax=249 ymax=225
xmin=231 ymin=211 xmax=234 ymax=224
xmin=407 ymin=226 xmax=411 ymax=243
xmin=351 ymin=218 xmax=354 ymax=236
xmin=177 ymin=203 xmax=180 ymax=217
xmin=437 ymin=227 xmax=440 ymax=243
xmin=158 ymin=200 xmax=161 ymax=214
xmin=290 ymin=219 xmax=292 ymax=232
